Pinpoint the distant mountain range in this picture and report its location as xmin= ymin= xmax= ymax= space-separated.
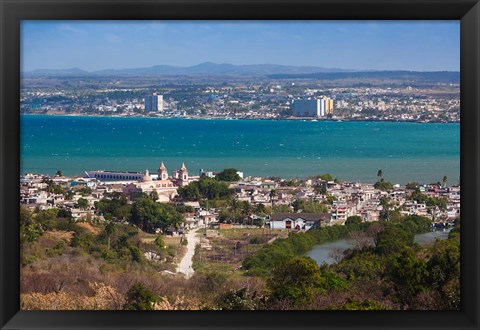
xmin=23 ymin=62 xmax=357 ymax=77
xmin=23 ymin=62 xmax=459 ymax=82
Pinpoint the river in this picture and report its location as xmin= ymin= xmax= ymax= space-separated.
xmin=304 ymin=229 xmax=452 ymax=266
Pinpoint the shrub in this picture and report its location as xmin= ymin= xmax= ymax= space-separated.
xmin=123 ymin=283 xmax=158 ymax=310
xmin=268 ymin=257 xmax=323 ymax=306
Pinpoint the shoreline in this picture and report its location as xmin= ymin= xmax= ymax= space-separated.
xmin=20 ymin=113 xmax=460 ymax=124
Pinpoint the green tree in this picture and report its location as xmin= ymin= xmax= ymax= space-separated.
xmin=374 ymin=179 xmax=393 ymax=191
xmin=426 ymin=238 xmax=460 ymax=309
xmin=375 ymin=225 xmax=414 ymax=255
xmin=56 ymin=170 xmax=63 ymax=177
xmin=129 ymin=246 xmax=144 ymax=263
xmin=303 ymin=201 xmax=328 ymax=213
xmin=400 ymin=215 xmax=432 ymax=234
xmin=123 ymin=283 xmax=158 ymax=310
xmin=216 ymin=288 xmax=258 ymax=310
xmin=345 ymin=216 xmax=362 ymax=226
xmin=104 ymin=221 xmax=116 ymax=250
xmin=129 ymin=198 xmax=184 ymax=233
xmin=317 ymin=173 xmax=334 ymax=181
xmin=336 ymin=299 xmax=385 ymax=310
xmin=178 ymin=177 xmax=234 ymax=201
xmin=57 ymin=208 xmax=73 ymax=220
xmin=34 ymin=209 xmax=59 ymax=231
xmin=77 ymin=197 xmax=89 ymax=210
xmin=292 ymin=198 xmax=327 ymax=213
xmin=219 ymin=208 xmax=244 ymax=224
xmin=377 ymin=169 xmax=383 ymax=178
xmin=20 ymin=206 xmax=42 ymax=244
xmin=154 ymin=235 xmax=166 ymax=249
xmin=216 ymin=168 xmax=241 ymax=182
xmin=386 ymin=249 xmax=428 ymax=307
xmin=198 ymin=177 xmax=234 ymax=199
xmin=269 ymin=189 xmax=276 ymax=207
xmin=254 ymin=203 xmax=267 ymax=215
xmin=94 ymin=193 xmax=131 ymax=221
xmin=149 ymin=190 xmax=159 ymax=201
xmin=268 ymin=257 xmax=323 ymax=306
xmin=51 ymin=184 xmax=65 ymax=195
xmin=405 ymin=182 xmax=419 ymax=190
xmin=175 ymin=204 xmax=195 ymax=214
xmin=78 ymin=186 xmax=92 ymax=196
xmin=291 ymin=199 xmax=304 ymax=212
xmin=177 ymin=183 xmax=200 ymax=201
xmin=442 ymin=175 xmax=448 ymax=187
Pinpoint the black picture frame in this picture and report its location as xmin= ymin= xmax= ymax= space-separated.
xmin=1 ymin=0 xmax=479 ymax=329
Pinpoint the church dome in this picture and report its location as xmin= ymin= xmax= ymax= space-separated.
xmin=143 ymin=169 xmax=152 ymax=181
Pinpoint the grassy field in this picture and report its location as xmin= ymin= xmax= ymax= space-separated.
xmin=193 ymin=227 xmax=287 ymax=274
xmin=139 ymin=233 xmax=182 ymax=246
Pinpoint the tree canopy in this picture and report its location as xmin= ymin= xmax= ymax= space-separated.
xmin=374 ymin=179 xmax=394 ymax=191
xmin=123 ymin=283 xmax=158 ymax=310
xmin=129 ymin=198 xmax=185 ymax=233
xmin=215 ymin=168 xmax=241 ymax=182
xmin=178 ymin=177 xmax=234 ymax=201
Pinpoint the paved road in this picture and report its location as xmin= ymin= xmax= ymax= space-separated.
xmin=176 ymin=227 xmax=200 ymax=278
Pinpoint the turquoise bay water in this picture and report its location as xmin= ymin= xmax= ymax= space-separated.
xmin=20 ymin=115 xmax=460 ymax=184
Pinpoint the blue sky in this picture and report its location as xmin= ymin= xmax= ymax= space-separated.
xmin=21 ymin=20 xmax=460 ymax=72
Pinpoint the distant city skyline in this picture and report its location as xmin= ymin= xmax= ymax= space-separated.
xmin=21 ymin=20 xmax=460 ymax=72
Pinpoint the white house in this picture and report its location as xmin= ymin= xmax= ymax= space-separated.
xmin=269 ymin=213 xmax=331 ymax=230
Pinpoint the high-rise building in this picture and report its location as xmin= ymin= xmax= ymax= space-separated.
xmin=320 ymin=99 xmax=326 ymax=117
xmin=326 ymin=98 xmax=334 ymax=114
xmin=144 ymin=93 xmax=164 ymax=112
xmin=291 ymin=99 xmax=320 ymax=117
xmin=291 ymin=97 xmax=333 ymax=117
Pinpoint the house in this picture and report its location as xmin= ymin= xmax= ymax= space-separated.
xmin=269 ymin=212 xmax=331 ymax=230
xmin=184 ymin=212 xmax=198 ymax=228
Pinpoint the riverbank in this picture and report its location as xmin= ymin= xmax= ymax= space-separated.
xmin=305 ymin=228 xmax=452 ymax=266
xmin=243 ymin=215 xmax=434 ymax=275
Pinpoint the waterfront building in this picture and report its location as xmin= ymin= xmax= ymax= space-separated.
xmin=292 ymin=99 xmax=321 ymax=117
xmin=291 ymin=97 xmax=334 ymax=117
xmin=85 ymin=170 xmax=144 ymax=181
xmin=144 ymin=93 xmax=164 ymax=112
xmin=326 ymin=98 xmax=334 ymax=114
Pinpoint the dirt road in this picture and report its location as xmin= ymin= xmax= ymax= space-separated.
xmin=176 ymin=227 xmax=200 ymax=278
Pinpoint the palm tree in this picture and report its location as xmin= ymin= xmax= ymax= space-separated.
xmin=377 ymin=169 xmax=383 ymax=179
xmin=442 ymin=175 xmax=449 ymax=187
xmin=104 ymin=221 xmax=116 ymax=250
xmin=269 ymin=189 xmax=276 ymax=207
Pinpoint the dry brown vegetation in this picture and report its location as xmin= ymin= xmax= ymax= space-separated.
xmin=75 ymin=221 xmax=102 ymax=235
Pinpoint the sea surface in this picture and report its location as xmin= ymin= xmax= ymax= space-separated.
xmin=20 ymin=115 xmax=460 ymax=184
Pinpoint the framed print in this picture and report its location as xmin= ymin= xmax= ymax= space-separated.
xmin=1 ymin=0 xmax=479 ymax=329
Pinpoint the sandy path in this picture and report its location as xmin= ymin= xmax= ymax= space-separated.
xmin=176 ymin=227 xmax=201 ymax=278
